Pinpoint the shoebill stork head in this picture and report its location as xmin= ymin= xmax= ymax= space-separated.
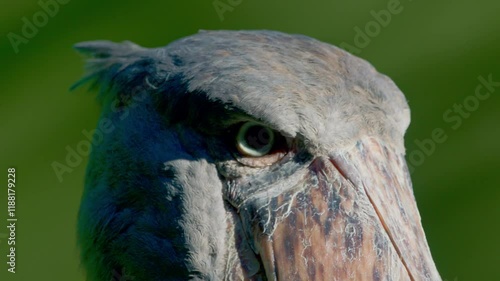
xmin=74 ymin=30 xmax=441 ymax=281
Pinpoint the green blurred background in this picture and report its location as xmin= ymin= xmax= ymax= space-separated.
xmin=1 ymin=0 xmax=499 ymax=280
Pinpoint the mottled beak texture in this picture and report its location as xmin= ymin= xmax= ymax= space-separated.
xmin=237 ymin=140 xmax=439 ymax=280
xmin=74 ymin=30 xmax=440 ymax=281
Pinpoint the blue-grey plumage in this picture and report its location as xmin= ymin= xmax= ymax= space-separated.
xmin=74 ymin=30 xmax=440 ymax=280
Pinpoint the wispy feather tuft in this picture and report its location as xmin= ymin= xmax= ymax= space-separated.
xmin=71 ymin=40 xmax=157 ymax=105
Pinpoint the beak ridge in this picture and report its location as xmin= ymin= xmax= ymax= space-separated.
xmin=238 ymin=138 xmax=440 ymax=280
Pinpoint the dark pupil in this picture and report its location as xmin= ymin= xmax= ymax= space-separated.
xmin=245 ymin=126 xmax=270 ymax=149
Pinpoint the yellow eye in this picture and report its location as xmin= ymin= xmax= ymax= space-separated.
xmin=236 ymin=122 xmax=275 ymax=157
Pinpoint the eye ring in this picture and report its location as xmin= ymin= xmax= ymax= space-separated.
xmin=236 ymin=122 xmax=275 ymax=157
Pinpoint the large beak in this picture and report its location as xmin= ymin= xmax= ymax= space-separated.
xmin=236 ymin=138 xmax=441 ymax=280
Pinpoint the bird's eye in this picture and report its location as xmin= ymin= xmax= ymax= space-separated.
xmin=236 ymin=122 xmax=275 ymax=157
xmin=231 ymin=121 xmax=289 ymax=167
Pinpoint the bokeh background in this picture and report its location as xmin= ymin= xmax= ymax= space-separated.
xmin=1 ymin=0 xmax=499 ymax=280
